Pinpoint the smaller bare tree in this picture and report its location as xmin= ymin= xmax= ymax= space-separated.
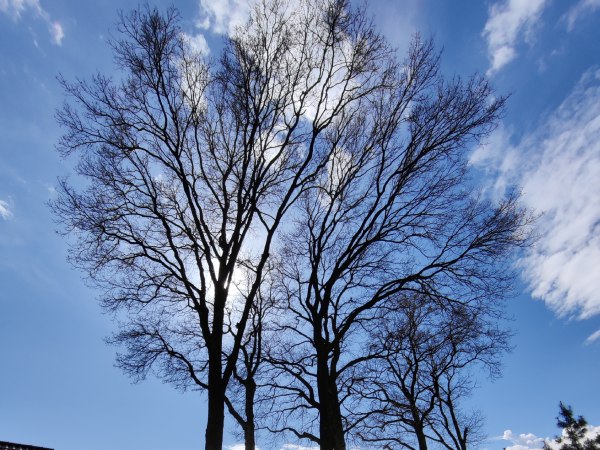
xmin=357 ymin=293 xmax=508 ymax=450
xmin=224 ymin=263 xmax=279 ymax=450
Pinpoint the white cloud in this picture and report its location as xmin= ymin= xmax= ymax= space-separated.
xmin=195 ymin=0 xmax=419 ymax=56
xmin=469 ymin=125 xmax=519 ymax=199
xmin=563 ymin=0 xmax=600 ymax=31
xmin=0 ymin=0 xmax=64 ymax=45
xmin=196 ymin=0 xmax=253 ymax=35
xmin=0 ymin=0 xmax=41 ymax=19
xmin=49 ymin=20 xmax=63 ymax=45
xmin=182 ymin=32 xmax=209 ymax=56
xmin=551 ymin=425 xmax=600 ymax=448
xmin=482 ymin=0 xmax=548 ymax=75
xmin=501 ymin=430 xmax=546 ymax=450
xmin=585 ymin=328 xmax=600 ymax=344
xmin=0 ymin=199 xmax=12 ymax=220
xmin=587 ymin=426 xmax=600 ymax=440
xmin=471 ymin=68 xmax=600 ymax=323
xmin=370 ymin=0 xmax=420 ymax=56
xmin=227 ymin=444 xmax=316 ymax=450
xmin=280 ymin=445 xmax=317 ymax=450
xmin=500 ymin=426 xmax=600 ymax=450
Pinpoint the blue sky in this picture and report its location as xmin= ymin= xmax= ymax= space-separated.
xmin=1 ymin=0 xmax=599 ymax=449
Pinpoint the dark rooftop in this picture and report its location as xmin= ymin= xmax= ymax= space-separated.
xmin=0 ymin=441 xmax=53 ymax=450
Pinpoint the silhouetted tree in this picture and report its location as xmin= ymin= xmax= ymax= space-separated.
xmin=357 ymin=293 xmax=502 ymax=450
xmin=54 ymin=1 xmax=424 ymax=448
xmin=256 ymin=31 xmax=530 ymax=450
xmin=544 ymin=402 xmax=600 ymax=450
xmin=225 ymin=264 xmax=278 ymax=450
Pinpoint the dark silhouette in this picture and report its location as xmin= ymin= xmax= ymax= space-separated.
xmin=54 ymin=1 xmax=530 ymax=449
xmin=0 ymin=441 xmax=53 ymax=450
xmin=356 ymin=293 xmax=503 ymax=450
xmin=225 ymin=265 xmax=278 ymax=450
xmin=256 ymin=31 xmax=529 ymax=450
xmin=544 ymin=402 xmax=600 ymax=450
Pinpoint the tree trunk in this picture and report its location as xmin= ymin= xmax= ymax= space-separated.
xmin=205 ymin=355 xmax=225 ymax=450
xmin=244 ymin=379 xmax=256 ymax=450
xmin=414 ymin=420 xmax=428 ymax=450
xmin=316 ymin=350 xmax=346 ymax=450
xmin=206 ymin=287 xmax=226 ymax=450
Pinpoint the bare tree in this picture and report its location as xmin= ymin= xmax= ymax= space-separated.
xmin=53 ymin=1 xmax=403 ymax=448
xmin=258 ymin=34 xmax=530 ymax=450
xmin=224 ymin=303 xmax=262 ymax=450
xmin=224 ymin=264 xmax=278 ymax=450
xmin=357 ymin=293 xmax=505 ymax=450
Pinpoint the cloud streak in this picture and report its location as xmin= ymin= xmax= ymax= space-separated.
xmin=0 ymin=0 xmax=64 ymax=45
xmin=564 ymin=0 xmax=600 ymax=31
xmin=482 ymin=0 xmax=548 ymax=75
xmin=0 ymin=199 xmax=12 ymax=220
xmin=471 ymin=68 xmax=600 ymax=323
xmin=585 ymin=328 xmax=600 ymax=345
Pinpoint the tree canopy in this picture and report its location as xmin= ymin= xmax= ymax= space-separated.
xmin=54 ymin=1 xmax=531 ymax=449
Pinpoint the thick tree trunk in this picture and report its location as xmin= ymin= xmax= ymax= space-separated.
xmin=205 ymin=355 xmax=225 ymax=450
xmin=316 ymin=351 xmax=346 ymax=450
xmin=244 ymin=379 xmax=256 ymax=450
xmin=206 ymin=288 xmax=226 ymax=450
xmin=416 ymin=429 xmax=428 ymax=450
xmin=244 ymin=424 xmax=256 ymax=450
xmin=414 ymin=420 xmax=428 ymax=450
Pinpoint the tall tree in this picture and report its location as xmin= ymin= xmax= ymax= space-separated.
xmin=53 ymin=1 xmax=404 ymax=448
xmin=258 ymin=33 xmax=530 ymax=449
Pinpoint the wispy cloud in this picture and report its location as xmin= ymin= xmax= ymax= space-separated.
xmin=0 ymin=199 xmax=12 ymax=220
xmin=0 ymin=0 xmax=64 ymax=45
xmin=482 ymin=0 xmax=548 ymax=76
xmin=49 ymin=20 xmax=64 ymax=45
xmin=370 ymin=0 xmax=420 ymax=56
xmin=563 ymin=0 xmax=600 ymax=31
xmin=471 ymin=68 xmax=600 ymax=323
xmin=196 ymin=0 xmax=252 ymax=35
xmin=585 ymin=328 xmax=600 ymax=345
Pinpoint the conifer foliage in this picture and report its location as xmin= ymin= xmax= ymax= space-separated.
xmin=545 ymin=402 xmax=600 ymax=450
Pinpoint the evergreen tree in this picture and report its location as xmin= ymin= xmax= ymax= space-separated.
xmin=544 ymin=402 xmax=600 ymax=450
